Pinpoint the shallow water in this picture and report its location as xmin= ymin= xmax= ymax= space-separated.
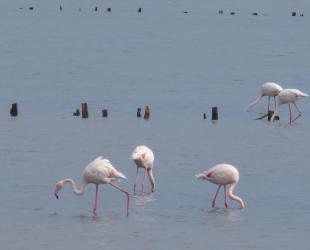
xmin=1 ymin=0 xmax=310 ymax=249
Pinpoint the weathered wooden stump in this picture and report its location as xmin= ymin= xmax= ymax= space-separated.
xmin=137 ymin=108 xmax=142 ymax=118
xmin=138 ymin=8 xmax=142 ymax=13
xmin=73 ymin=109 xmax=80 ymax=116
xmin=10 ymin=103 xmax=18 ymax=117
xmin=102 ymin=109 xmax=108 ymax=117
xmin=107 ymin=7 xmax=111 ymax=12
xmin=203 ymin=113 xmax=207 ymax=119
xmin=211 ymin=106 xmax=218 ymax=120
xmin=95 ymin=7 xmax=98 ymax=12
xmin=144 ymin=106 xmax=150 ymax=120
xmin=292 ymin=12 xmax=296 ymax=16
xmin=81 ymin=103 xmax=89 ymax=118
xmin=267 ymin=111 xmax=279 ymax=121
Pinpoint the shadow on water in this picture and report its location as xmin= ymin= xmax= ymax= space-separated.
xmin=133 ymin=192 xmax=157 ymax=208
xmin=199 ymin=207 xmax=245 ymax=225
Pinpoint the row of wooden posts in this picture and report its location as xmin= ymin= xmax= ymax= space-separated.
xmin=7 ymin=102 xmax=280 ymax=121
xmin=7 ymin=102 xmax=221 ymax=121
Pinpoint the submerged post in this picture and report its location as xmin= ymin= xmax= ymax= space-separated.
xmin=137 ymin=108 xmax=142 ymax=118
xmin=81 ymin=103 xmax=89 ymax=118
xmin=73 ymin=109 xmax=80 ymax=116
xmin=144 ymin=106 xmax=150 ymax=120
xmin=102 ymin=109 xmax=108 ymax=118
xmin=212 ymin=106 xmax=218 ymax=120
xmin=10 ymin=103 xmax=18 ymax=117
xmin=267 ymin=111 xmax=279 ymax=121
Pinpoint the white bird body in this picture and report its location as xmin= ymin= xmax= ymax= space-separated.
xmin=131 ymin=145 xmax=155 ymax=193
xmin=196 ymin=164 xmax=245 ymax=209
xmin=82 ymin=157 xmax=127 ymax=185
xmin=246 ymin=82 xmax=283 ymax=111
xmin=54 ymin=156 xmax=130 ymax=216
xmin=271 ymin=88 xmax=308 ymax=123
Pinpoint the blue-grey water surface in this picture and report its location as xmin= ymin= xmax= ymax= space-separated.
xmin=1 ymin=0 xmax=310 ymax=249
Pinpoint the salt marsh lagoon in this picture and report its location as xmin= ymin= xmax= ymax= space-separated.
xmin=0 ymin=0 xmax=310 ymax=249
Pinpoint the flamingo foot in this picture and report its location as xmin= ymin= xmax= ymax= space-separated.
xmin=92 ymin=207 xmax=97 ymax=216
xmin=212 ymin=201 xmax=216 ymax=208
xmin=224 ymin=202 xmax=228 ymax=208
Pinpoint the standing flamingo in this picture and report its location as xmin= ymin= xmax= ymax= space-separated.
xmin=271 ymin=88 xmax=308 ymax=124
xmin=246 ymin=82 xmax=283 ymax=112
xmin=54 ymin=156 xmax=131 ymax=216
xmin=131 ymin=145 xmax=155 ymax=193
xmin=195 ymin=164 xmax=245 ymax=209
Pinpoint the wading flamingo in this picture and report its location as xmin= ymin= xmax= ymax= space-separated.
xmin=131 ymin=145 xmax=155 ymax=193
xmin=54 ymin=156 xmax=131 ymax=216
xmin=246 ymin=82 xmax=283 ymax=112
xmin=271 ymin=88 xmax=308 ymax=124
xmin=195 ymin=164 xmax=245 ymax=209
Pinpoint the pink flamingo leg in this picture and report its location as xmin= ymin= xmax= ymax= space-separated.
xmin=267 ymin=96 xmax=271 ymax=112
xmin=273 ymin=96 xmax=277 ymax=110
xmin=288 ymin=103 xmax=292 ymax=124
xmin=109 ymin=183 xmax=131 ymax=216
xmin=291 ymin=102 xmax=302 ymax=123
xmin=224 ymin=185 xmax=228 ymax=208
xmin=147 ymin=169 xmax=155 ymax=192
xmin=134 ymin=168 xmax=139 ymax=194
xmin=212 ymin=185 xmax=222 ymax=208
xmin=141 ymin=169 xmax=147 ymax=193
xmin=93 ymin=184 xmax=99 ymax=216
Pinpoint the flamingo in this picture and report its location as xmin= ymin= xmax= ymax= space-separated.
xmin=271 ymin=88 xmax=308 ymax=124
xmin=131 ymin=145 xmax=155 ymax=193
xmin=246 ymin=82 xmax=283 ymax=112
xmin=54 ymin=156 xmax=131 ymax=216
xmin=195 ymin=164 xmax=245 ymax=209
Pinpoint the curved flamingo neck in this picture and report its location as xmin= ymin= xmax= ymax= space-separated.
xmin=63 ymin=178 xmax=88 ymax=196
xmin=246 ymin=94 xmax=262 ymax=111
xmin=228 ymin=183 xmax=245 ymax=209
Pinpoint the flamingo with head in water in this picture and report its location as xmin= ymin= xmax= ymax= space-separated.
xmin=246 ymin=82 xmax=283 ymax=112
xmin=54 ymin=156 xmax=131 ymax=216
xmin=131 ymin=145 xmax=155 ymax=193
xmin=271 ymin=88 xmax=308 ymax=124
xmin=195 ymin=164 xmax=245 ymax=209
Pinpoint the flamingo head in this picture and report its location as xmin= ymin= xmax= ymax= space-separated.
xmin=54 ymin=181 xmax=64 ymax=199
xmin=195 ymin=172 xmax=207 ymax=180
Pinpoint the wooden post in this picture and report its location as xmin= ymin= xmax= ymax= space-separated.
xmin=102 ymin=109 xmax=108 ymax=117
xmin=81 ymin=103 xmax=89 ymax=118
xmin=211 ymin=106 xmax=218 ymax=120
xmin=137 ymin=108 xmax=142 ymax=118
xmin=203 ymin=113 xmax=207 ymax=119
xmin=73 ymin=109 xmax=80 ymax=116
xmin=10 ymin=103 xmax=18 ymax=117
xmin=268 ymin=111 xmax=279 ymax=121
xmin=144 ymin=106 xmax=150 ymax=120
